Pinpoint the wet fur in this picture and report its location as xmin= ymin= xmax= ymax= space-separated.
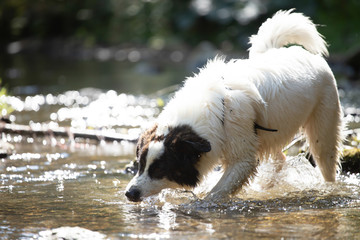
xmin=125 ymin=10 xmax=342 ymax=202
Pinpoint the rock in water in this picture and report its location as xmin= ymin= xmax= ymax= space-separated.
xmin=38 ymin=226 xmax=106 ymax=240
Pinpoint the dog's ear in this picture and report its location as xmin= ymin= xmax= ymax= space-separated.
xmin=165 ymin=125 xmax=211 ymax=157
xmin=174 ymin=138 xmax=211 ymax=161
xmin=171 ymin=138 xmax=210 ymax=186
xmin=182 ymin=139 xmax=211 ymax=153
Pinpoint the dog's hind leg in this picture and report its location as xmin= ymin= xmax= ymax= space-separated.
xmin=304 ymin=84 xmax=342 ymax=182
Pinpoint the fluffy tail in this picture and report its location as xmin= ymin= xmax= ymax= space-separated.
xmin=248 ymin=9 xmax=328 ymax=58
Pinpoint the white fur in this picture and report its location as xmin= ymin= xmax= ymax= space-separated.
xmin=127 ymin=10 xmax=342 ymax=201
xmin=145 ymin=141 xmax=165 ymax=171
xmin=156 ymin=59 xmax=228 ymax=176
xmin=249 ymin=9 xmax=328 ymax=57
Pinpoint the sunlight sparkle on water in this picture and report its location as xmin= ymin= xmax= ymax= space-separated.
xmin=1 ymin=87 xmax=360 ymax=239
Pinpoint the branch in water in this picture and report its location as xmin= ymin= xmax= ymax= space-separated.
xmin=0 ymin=123 xmax=138 ymax=143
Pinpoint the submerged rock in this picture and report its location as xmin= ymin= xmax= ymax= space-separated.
xmin=0 ymin=140 xmax=14 ymax=158
xmin=124 ymin=159 xmax=138 ymax=175
xmin=38 ymin=226 xmax=106 ymax=240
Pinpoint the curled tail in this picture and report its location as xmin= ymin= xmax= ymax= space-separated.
xmin=249 ymin=9 xmax=328 ymax=58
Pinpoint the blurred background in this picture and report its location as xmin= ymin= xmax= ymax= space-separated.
xmin=1 ymin=2 xmax=360 ymax=239
xmin=1 ymin=0 xmax=360 ymax=95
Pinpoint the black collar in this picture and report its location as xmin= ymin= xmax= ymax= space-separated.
xmin=220 ymin=90 xmax=277 ymax=134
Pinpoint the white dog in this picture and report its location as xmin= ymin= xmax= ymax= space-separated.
xmin=125 ymin=10 xmax=342 ymax=202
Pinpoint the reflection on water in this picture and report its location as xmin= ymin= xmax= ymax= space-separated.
xmin=0 ymin=53 xmax=185 ymax=95
xmin=1 ymin=88 xmax=360 ymax=239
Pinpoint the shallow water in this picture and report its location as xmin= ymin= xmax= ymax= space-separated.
xmin=1 ymin=89 xmax=360 ymax=239
xmin=1 ymin=142 xmax=359 ymax=239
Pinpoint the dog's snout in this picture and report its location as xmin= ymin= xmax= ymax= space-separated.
xmin=125 ymin=188 xmax=141 ymax=202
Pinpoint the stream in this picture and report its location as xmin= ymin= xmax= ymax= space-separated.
xmin=1 ymin=56 xmax=360 ymax=239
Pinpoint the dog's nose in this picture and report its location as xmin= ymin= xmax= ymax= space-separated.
xmin=125 ymin=188 xmax=141 ymax=202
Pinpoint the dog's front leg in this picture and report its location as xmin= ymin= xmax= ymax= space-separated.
xmin=204 ymin=156 xmax=257 ymax=202
xmin=204 ymin=90 xmax=261 ymax=202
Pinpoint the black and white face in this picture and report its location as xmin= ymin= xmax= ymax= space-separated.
xmin=125 ymin=124 xmax=211 ymax=202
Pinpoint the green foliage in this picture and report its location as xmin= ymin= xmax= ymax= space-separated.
xmin=0 ymin=78 xmax=13 ymax=116
xmin=315 ymin=0 xmax=360 ymax=53
xmin=0 ymin=0 xmax=359 ymax=53
xmin=342 ymin=147 xmax=360 ymax=174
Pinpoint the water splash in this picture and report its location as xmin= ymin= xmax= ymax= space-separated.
xmin=130 ymin=154 xmax=360 ymax=214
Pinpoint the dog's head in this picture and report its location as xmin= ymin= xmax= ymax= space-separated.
xmin=125 ymin=124 xmax=211 ymax=202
